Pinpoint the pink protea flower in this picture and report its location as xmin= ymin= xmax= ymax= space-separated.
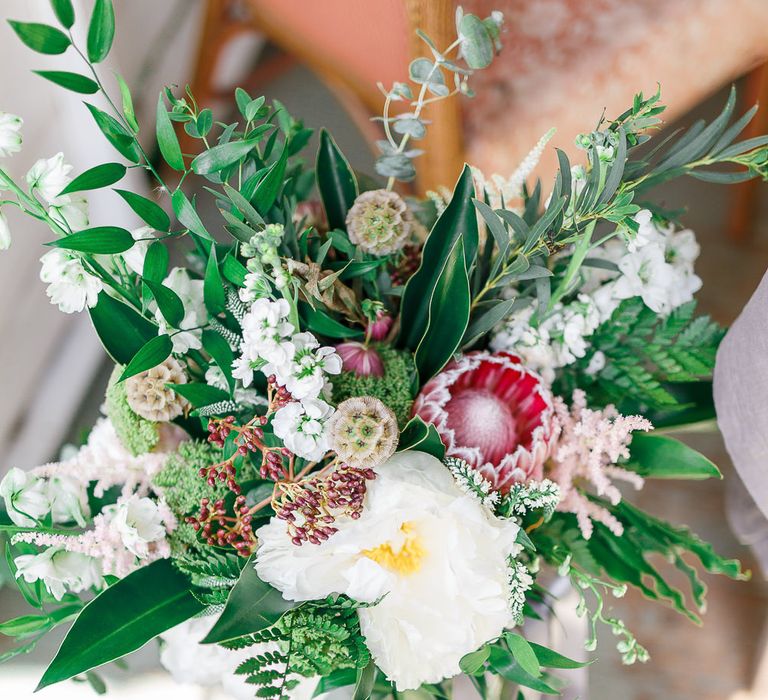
xmin=412 ymin=351 xmax=555 ymax=492
xmin=336 ymin=342 xmax=384 ymax=377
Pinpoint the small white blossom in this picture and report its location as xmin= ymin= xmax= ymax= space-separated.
xmin=106 ymin=495 xmax=168 ymax=558
xmin=0 ymin=468 xmax=50 ymax=527
xmin=0 ymin=112 xmax=23 ymax=158
xmin=266 ymin=332 xmax=342 ymax=400
xmin=14 ymin=547 xmax=102 ymax=601
xmin=272 ymin=398 xmax=333 ymax=461
xmin=0 ymin=210 xmax=10 ymax=250
xmin=46 ymin=474 xmax=90 ymax=527
xmin=39 ymin=248 xmax=103 ymax=313
xmin=507 ymin=559 xmax=534 ymax=625
xmin=26 ymin=153 xmax=73 ymax=202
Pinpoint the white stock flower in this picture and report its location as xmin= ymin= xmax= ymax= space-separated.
xmin=46 ymin=474 xmax=90 ymax=527
xmin=0 ymin=467 xmax=50 ymax=526
xmin=15 ymin=547 xmax=102 ymax=601
xmin=40 ymin=248 xmax=103 ymax=313
xmin=155 ymin=268 xmax=207 ymax=353
xmin=122 ymin=226 xmax=156 ymax=275
xmin=271 ymin=398 xmax=333 ymax=461
xmin=241 ymin=298 xmax=295 ymax=364
xmin=255 ymin=451 xmax=521 ymax=691
xmin=0 ymin=112 xmax=23 ymax=157
xmin=26 ymin=153 xmax=73 ymax=202
xmin=266 ymin=332 xmax=342 ymax=400
xmin=107 ymin=495 xmax=167 ymax=558
xmin=49 ymin=194 xmax=89 ymax=232
xmin=0 ymin=210 xmax=10 ymax=250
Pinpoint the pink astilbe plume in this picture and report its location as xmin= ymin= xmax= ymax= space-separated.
xmin=548 ymin=390 xmax=651 ymax=539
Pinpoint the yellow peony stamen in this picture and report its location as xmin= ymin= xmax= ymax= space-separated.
xmin=362 ymin=522 xmax=425 ymax=575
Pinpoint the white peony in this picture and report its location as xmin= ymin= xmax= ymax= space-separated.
xmin=155 ymin=267 xmax=208 ymax=353
xmin=0 ymin=112 xmax=23 ymax=157
xmin=255 ymin=451 xmax=521 ymax=691
xmin=15 ymin=547 xmax=102 ymax=601
xmin=0 ymin=210 xmax=11 ymax=250
xmin=39 ymin=248 xmax=103 ymax=313
xmin=0 ymin=467 xmax=50 ymax=527
xmin=46 ymin=474 xmax=90 ymax=527
xmin=106 ymin=495 xmax=167 ymax=557
xmin=271 ymin=398 xmax=333 ymax=461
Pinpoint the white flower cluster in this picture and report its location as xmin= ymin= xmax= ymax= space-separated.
xmin=589 ymin=209 xmax=702 ymax=319
xmin=507 ymin=559 xmax=534 ymax=625
xmin=502 ymin=479 xmax=561 ymax=520
xmin=239 ymin=223 xmax=290 ymax=303
xmin=445 ymin=456 xmax=499 ymax=508
xmin=0 ymin=111 xmax=24 ymax=249
xmin=232 ymin=298 xmax=342 ymax=460
xmin=1 ymin=467 xmax=89 ymax=528
xmin=40 ymin=247 xmax=103 ymax=314
xmin=27 ymin=153 xmax=89 ymax=232
xmin=491 ymin=294 xmax=600 ymax=384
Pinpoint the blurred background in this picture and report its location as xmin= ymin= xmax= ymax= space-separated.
xmin=1 ymin=1 xmax=768 ymax=698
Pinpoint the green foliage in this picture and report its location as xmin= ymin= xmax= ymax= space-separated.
xmin=118 ymin=334 xmax=173 ymax=382
xmin=331 ymin=346 xmax=417 ymax=426
xmin=316 ymin=129 xmax=358 ymax=230
xmin=33 ymin=70 xmax=98 ymax=94
xmin=46 ymin=226 xmax=135 ymax=254
xmin=174 ymin=551 xmax=243 ymax=612
xmin=104 ymin=365 xmax=159 ymax=456
xmin=625 ymin=433 xmax=721 ymax=480
xmin=561 ymin=298 xmax=723 ymax=410
xmin=60 ymin=163 xmax=126 ymax=195
xmin=8 ymin=21 xmax=71 ymax=55
xmin=227 ymin=596 xmax=371 ymax=700
xmin=87 ymin=0 xmax=115 ymax=64
xmin=88 ymin=292 xmax=159 ymax=365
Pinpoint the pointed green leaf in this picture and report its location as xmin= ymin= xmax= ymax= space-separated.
xmin=143 ymin=279 xmax=185 ymax=328
xmin=399 ymin=165 xmax=478 ymax=350
xmin=115 ymin=72 xmax=139 ymax=132
xmin=119 ymin=334 xmax=174 ymax=381
xmin=85 ymin=104 xmax=141 ymax=163
xmin=488 ymin=645 xmax=558 ymax=695
xmin=172 ymin=189 xmax=213 ymax=240
xmin=156 ymin=94 xmax=184 ymax=171
xmin=300 ymin=305 xmax=363 ymax=340
xmin=50 ymin=0 xmax=75 ymax=28
xmin=316 ymin=129 xmax=358 ymax=230
xmin=169 ymin=382 xmax=229 ymax=408
xmin=222 ymin=183 xmax=265 ymax=228
xmin=87 ymin=0 xmax=115 ymax=63
xmin=203 ymin=247 xmax=226 ymax=315
xmin=222 ymin=253 xmax=248 ymax=287
xmin=398 ymin=416 xmax=446 ymax=460
xmin=142 ymin=241 xmax=169 ymax=283
xmin=503 ymin=632 xmax=541 ymax=678
xmin=626 ymin=433 xmax=722 ymax=480
xmin=8 ymin=21 xmax=70 ymax=55
xmin=33 ymin=70 xmax=98 ymax=94
xmin=251 ymin=143 xmax=288 ymax=215
xmin=529 ymin=642 xmax=591 ymax=670
xmin=46 ymin=226 xmax=134 ymax=254
xmin=202 ymin=329 xmax=234 ymax=392
xmin=37 ymin=559 xmax=202 ymax=690
xmin=59 ymin=163 xmax=126 ymax=195
xmin=191 ymin=139 xmax=258 ymax=175
xmin=352 ymin=661 xmax=377 ymax=700
xmin=202 ymin=557 xmax=294 ymax=644
xmin=459 ymin=646 xmax=490 ymax=675
xmin=115 ymin=189 xmax=170 ymax=231
xmin=88 ymin=293 xmax=158 ymax=364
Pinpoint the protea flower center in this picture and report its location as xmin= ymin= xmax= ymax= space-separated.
xmin=412 ymin=351 xmax=554 ymax=492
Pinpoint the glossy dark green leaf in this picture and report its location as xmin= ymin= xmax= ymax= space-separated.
xmin=398 ymin=416 xmax=446 ymax=460
xmin=222 ymin=183 xmax=265 ymax=229
xmin=172 ymin=190 xmax=213 ymax=240
xmin=191 ymin=139 xmax=258 ymax=175
xmin=222 ymin=253 xmax=248 ymax=287
xmin=142 ymin=241 xmax=168 ymax=283
xmin=156 ymin=94 xmax=184 ymax=171
xmin=50 ymin=0 xmax=75 ymax=28
xmin=203 ymin=246 xmax=226 ymax=314
xmin=88 ymin=293 xmax=158 ymax=364
xmin=626 ymin=433 xmax=721 ymax=480
xmin=118 ymin=334 xmax=173 ymax=382
xmin=202 ymin=557 xmax=294 ymax=644
xmin=414 ymin=237 xmax=471 ymax=380
xmin=59 ymin=163 xmax=126 ymax=195
xmin=86 ymin=104 xmax=141 ymax=163
xmin=529 ymin=642 xmax=591 ymax=670
xmin=37 ymin=559 xmax=202 ymax=690
xmin=399 ymin=165 xmax=478 ymax=350
xmin=46 ymin=226 xmax=134 ymax=254
xmin=8 ymin=21 xmax=70 ymax=55
xmin=169 ymin=382 xmax=229 ymax=408
xmin=86 ymin=0 xmax=115 ymax=63
xmin=143 ymin=279 xmax=184 ymax=328
xmin=33 ymin=70 xmax=98 ymax=94
xmin=202 ymin=329 xmax=234 ymax=392
xmin=488 ymin=645 xmax=558 ymax=695
xmin=316 ymin=129 xmax=358 ymax=230
xmin=300 ymin=305 xmax=364 ymax=340
xmin=115 ymin=189 xmax=170 ymax=231
xmin=352 ymin=661 xmax=377 ymax=700
xmin=312 ymin=669 xmax=357 ymax=697
xmin=115 ymin=73 xmax=139 ymax=132
xmin=251 ymin=143 xmax=288 ymax=215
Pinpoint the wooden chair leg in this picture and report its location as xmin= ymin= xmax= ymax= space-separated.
xmin=727 ymin=61 xmax=768 ymax=243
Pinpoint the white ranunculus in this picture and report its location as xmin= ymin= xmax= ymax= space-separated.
xmin=107 ymin=495 xmax=167 ymax=557
xmin=155 ymin=267 xmax=207 ymax=353
xmin=40 ymin=248 xmax=103 ymax=313
xmin=0 ymin=467 xmax=50 ymax=526
xmin=46 ymin=474 xmax=90 ymax=527
xmin=0 ymin=112 xmax=23 ymax=158
xmin=0 ymin=210 xmax=11 ymax=250
xmin=255 ymin=451 xmax=521 ymax=691
xmin=26 ymin=152 xmax=73 ymax=203
xmin=122 ymin=226 xmax=156 ymax=275
xmin=15 ymin=547 xmax=102 ymax=601
xmin=271 ymin=398 xmax=333 ymax=461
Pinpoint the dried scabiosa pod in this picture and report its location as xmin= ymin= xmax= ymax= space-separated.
xmin=328 ymin=396 xmax=399 ymax=469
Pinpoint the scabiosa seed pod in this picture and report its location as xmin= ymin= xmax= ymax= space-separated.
xmin=125 ymin=357 xmax=190 ymax=422
xmin=345 ymin=189 xmax=413 ymax=256
xmin=412 ymin=351 xmax=555 ymax=493
xmin=336 ymin=342 xmax=384 ymax=377
xmin=327 ymin=396 xmax=399 ymax=469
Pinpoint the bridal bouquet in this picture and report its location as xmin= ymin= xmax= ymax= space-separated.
xmin=1 ymin=2 xmax=765 ymax=698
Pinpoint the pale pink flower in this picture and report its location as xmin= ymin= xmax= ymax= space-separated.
xmin=547 ymin=390 xmax=651 ymax=539
xmin=412 ymin=351 xmax=555 ymax=492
